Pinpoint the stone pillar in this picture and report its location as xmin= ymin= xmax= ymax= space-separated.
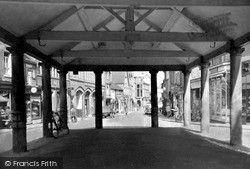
xmin=8 ymin=46 xmax=27 ymax=153
xmin=94 ymin=70 xmax=103 ymax=129
xmin=150 ymin=70 xmax=158 ymax=128
xmin=201 ymin=62 xmax=210 ymax=133
xmin=59 ymin=69 xmax=68 ymax=130
xmin=183 ymin=70 xmax=191 ymax=127
xmin=42 ymin=62 xmax=52 ymax=137
xmin=230 ymin=47 xmax=244 ymax=145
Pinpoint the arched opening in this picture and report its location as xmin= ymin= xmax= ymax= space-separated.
xmin=137 ymin=100 xmax=141 ymax=107
xmin=74 ymin=90 xmax=84 ymax=118
xmin=85 ymin=91 xmax=91 ymax=116
xmin=91 ymin=92 xmax=95 ymax=116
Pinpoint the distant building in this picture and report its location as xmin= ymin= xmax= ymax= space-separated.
xmin=161 ymin=71 xmax=184 ymax=116
xmin=134 ymin=72 xmax=151 ymax=109
xmin=112 ymin=72 xmax=134 ymax=112
xmin=0 ymin=42 xmax=111 ymax=125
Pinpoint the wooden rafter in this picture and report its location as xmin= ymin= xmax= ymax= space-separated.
xmin=76 ymin=8 xmax=99 ymax=48
xmin=84 ymin=6 xmax=172 ymax=10
xmin=1 ymin=0 xmax=250 ymax=6
xmin=134 ymin=8 xmax=155 ymax=26
xmin=186 ymin=57 xmax=201 ymax=70
xmin=93 ymin=11 xmax=124 ymax=31
xmin=24 ymin=6 xmax=81 ymax=37
xmin=186 ymin=32 xmax=250 ymax=69
xmin=25 ymin=31 xmax=230 ymax=42
xmin=103 ymin=7 xmax=126 ymax=24
xmin=179 ymin=8 xmax=231 ymax=39
xmin=65 ymin=65 xmax=186 ymax=71
xmin=153 ymin=7 xmax=183 ymax=48
xmin=134 ymin=11 xmax=162 ymax=32
xmin=52 ymin=50 xmax=199 ymax=58
xmin=0 ymin=26 xmax=62 ymax=69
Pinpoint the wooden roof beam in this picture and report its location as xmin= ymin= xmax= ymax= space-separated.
xmin=93 ymin=11 xmax=124 ymax=31
xmin=76 ymin=8 xmax=99 ymax=49
xmin=52 ymin=50 xmax=200 ymax=58
xmin=1 ymin=0 xmax=250 ymax=6
xmin=153 ymin=7 xmax=183 ymax=48
xmin=134 ymin=11 xmax=162 ymax=32
xmin=204 ymin=32 xmax=250 ymax=62
xmin=65 ymin=65 xmax=186 ymax=72
xmin=24 ymin=6 xmax=81 ymax=37
xmin=103 ymin=7 xmax=126 ymax=25
xmin=0 ymin=26 xmax=62 ymax=69
xmin=179 ymin=8 xmax=231 ymax=40
xmin=25 ymin=31 xmax=230 ymax=42
xmin=134 ymin=8 xmax=156 ymax=26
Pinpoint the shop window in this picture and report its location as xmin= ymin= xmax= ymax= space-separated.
xmin=37 ymin=64 xmax=42 ymax=75
xmin=137 ymin=84 xmax=142 ymax=97
xmin=4 ymin=55 xmax=11 ymax=76
xmin=32 ymin=68 xmax=36 ymax=79
xmin=26 ymin=97 xmax=41 ymax=121
xmin=31 ymin=100 xmax=41 ymax=119
xmin=27 ymin=68 xmax=33 ymax=85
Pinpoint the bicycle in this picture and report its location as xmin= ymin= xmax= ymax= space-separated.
xmin=52 ymin=112 xmax=69 ymax=139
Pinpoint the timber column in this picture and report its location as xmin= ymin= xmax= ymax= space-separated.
xmin=42 ymin=62 xmax=52 ymax=137
xmin=59 ymin=69 xmax=68 ymax=130
xmin=230 ymin=47 xmax=244 ymax=145
xmin=183 ymin=70 xmax=191 ymax=127
xmin=201 ymin=62 xmax=210 ymax=134
xmin=8 ymin=46 xmax=27 ymax=152
xmin=150 ymin=70 xmax=158 ymax=128
xmin=94 ymin=70 xmax=103 ymax=129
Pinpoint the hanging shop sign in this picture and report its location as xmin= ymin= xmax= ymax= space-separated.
xmin=31 ymin=87 xmax=37 ymax=93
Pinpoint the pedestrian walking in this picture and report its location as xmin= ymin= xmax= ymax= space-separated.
xmin=70 ymin=106 xmax=77 ymax=123
xmin=124 ymin=104 xmax=128 ymax=115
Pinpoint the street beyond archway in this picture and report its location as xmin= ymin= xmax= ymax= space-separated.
xmin=1 ymin=111 xmax=249 ymax=169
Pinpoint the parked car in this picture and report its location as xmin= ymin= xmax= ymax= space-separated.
xmin=102 ymin=106 xmax=114 ymax=118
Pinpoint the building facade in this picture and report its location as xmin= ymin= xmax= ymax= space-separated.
xmin=134 ymin=72 xmax=151 ymax=109
xmin=0 ymin=43 xmax=113 ymax=127
xmin=161 ymin=71 xmax=184 ymax=116
xmin=112 ymin=72 xmax=134 ymax=112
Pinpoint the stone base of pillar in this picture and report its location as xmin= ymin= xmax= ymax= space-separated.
xmin=12 ymin=112 xmax=27 ymax=152
xmin=59 ymin=107 xmax=68 ymax=130
xmin=12 ymin=128 xmax=27 ymax=153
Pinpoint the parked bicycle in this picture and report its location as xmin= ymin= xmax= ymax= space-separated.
xmin=52 ymin=112 xmax=69 ymax=139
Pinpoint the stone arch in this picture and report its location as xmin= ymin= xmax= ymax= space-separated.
xmin=137 ymin=100 xmax=141 ymax=107
xmin=90 ymin=91 xmax=95 ymax=115
xmin=73 ymin=87 xmax=84 ymax=118
xmin=84 ymin=88 xmax=92 ymax=116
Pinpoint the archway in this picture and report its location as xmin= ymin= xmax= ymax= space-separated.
xmin=91 ymin=92 xmax=95 ymax=116
xmin=137 ymin=100 xmax=141 ymax=107
xmin=75 ymin=90 xmax=84 ymax=118
xmin=85 ymin=90 xmax=91 ymax=116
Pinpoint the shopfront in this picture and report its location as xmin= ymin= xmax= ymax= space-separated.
xmin=209 ymin=54 xmax=230 ymax=123
xmin=26 ymin=87 xmax=42 ymax=124
xmin=209 ymin=74 xmax=230 ymax=122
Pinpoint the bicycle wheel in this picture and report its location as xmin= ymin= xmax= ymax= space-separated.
xmin=65 ymin=127 xmax=69 ymax=135
xmin=52 ymin=129 xmax=59 ymax=139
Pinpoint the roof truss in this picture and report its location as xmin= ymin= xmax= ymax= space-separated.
xmin=25 ymin=31 xmax=230 ymax=42
xmin=52 ymin=50 xmax=200 ymax=58
xmin=1 ymin=0 xmax=250 ymax=6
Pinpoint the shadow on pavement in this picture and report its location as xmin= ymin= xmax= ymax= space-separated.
xmin=1 ymin=127 xmax=250 ymax=169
